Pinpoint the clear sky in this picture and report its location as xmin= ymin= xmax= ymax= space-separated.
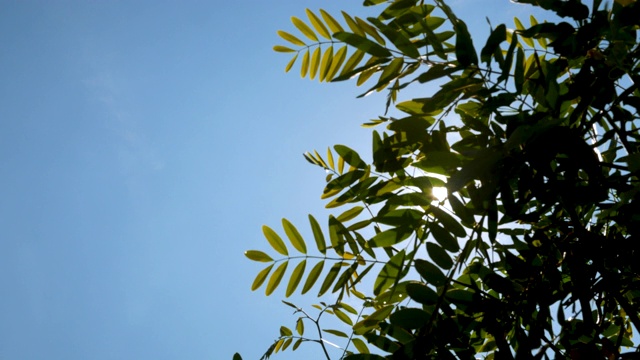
xmin=0 ymin=1 xmax=547 ymax=359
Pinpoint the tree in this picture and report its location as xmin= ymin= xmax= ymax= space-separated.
xmin=238 ymin=0 xmax=640 ymax=358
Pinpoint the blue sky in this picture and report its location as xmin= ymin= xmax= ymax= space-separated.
xmin=0 ymin=1 xmax=547 ymax=359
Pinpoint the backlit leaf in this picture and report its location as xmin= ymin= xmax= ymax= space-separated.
xmin=339 ymin=49 xmax=366 ymax=78
xmin=284 ymin=53 xmax=298 ymax=73
xmin=306 ymin=9 xmax=331 ymax=39
xmin=282 ymin=218 xmax=307 ymax=254
xmin=292 ymin=16 xmax=318 ymax=41
xmin=324 ymin=328 xmax=349 ymax=337
xmin=514 ymin=17 xmax=534 ymax=48
xmin=273 ymin=45 xmax=296 ymax=53
xmin=320 ymin=9 xmax=344 ymax=33
xmin=318 ymin=262 xmax=343 ymax=296
xmin=251 ymin=264 xmax=274 ymax=291
xmin=310 ymin=46 xmax=321 ymax=80
xmin=352 ymin=338 xmax=370 ymax=353
xmin=302 ymin=260 xmax=325 ymax=294
xmin=327 ymin=147 xmax=335 ymax=169
xmin=266 ymin=261 xmax=288 ymax=295
xmin=308 ymin=214 xmax=326 ymax=254
xmin=326 ymin=45 xmax=348 ymax=81
xmin=296 ymin=318 xmax=304 ymax=335
xmin=333 ymin=308 xmax=353 ymax=325
xmin=278 ymin=30 xmax=306 ymax=46
xmin=342 ymin=11 xmax=365 ymax=37
xmin=263 ymin=225 xmax=288 ymax=256
xmin=319 ymin=46 xmax=334 ymax=82
xmin=355 ymin=17 xmax=386 ymax=45
xmin=244 ymin=250 xmax=273 ymax=262
xmin=337 ymin=206 xmax=364 ymax=223
xmin=300 ymin=50 xmax=309 ymax=78
xmin=286 ymin=260 xmax=307 ymax=297
xmin=280 ymin=326 xmax=292 ymax=337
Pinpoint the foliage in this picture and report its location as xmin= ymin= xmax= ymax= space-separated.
xmin=237 ymin=0 xmax=640 ymax=359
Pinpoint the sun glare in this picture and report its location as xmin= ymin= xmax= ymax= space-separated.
xmin=432 ymin=186 xmax=448 ymax=201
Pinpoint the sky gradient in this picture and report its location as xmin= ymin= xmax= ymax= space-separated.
xmin=0 ymin=1 xmax=548 ymax=359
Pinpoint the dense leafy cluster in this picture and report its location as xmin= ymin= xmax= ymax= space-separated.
xmin=238 ymin=0 xmax=640 ymax=359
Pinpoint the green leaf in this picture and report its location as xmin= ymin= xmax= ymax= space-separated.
xmin=480 ymin=24 xmax=506 ymax=64
xmin=429 ymin=222 xmax=460 ymax=252
xmin=266 ymin=261 xmax=288 ymax=295
xmin=319 ymin=46 xmax=334 ymax=82
xmin=302 ymin=260 xmax=324 ymax=294
xmin=426 ymin=242 xmax=453 ymax=269
xmin=244 ymin=250 xmax=274 ymax=262
xmin=280 ymin=326 xmax=292 ymax=337
xmin=333 ymin=308 xmax=353 ymax=325
xmin=308 ymin=214 xmax=326 ymax=254
xmin=333 ymin=32 xmax=392 ymax=58
xmin=278 ymin=30 xmax=306 ymax=46
xmin=515 ymin=46 xmax=525 ymax=93
xmin=291 ymin=16 xmax=318 ymax=41
xmin=286 ymin=260 xmax=307 ymax=297
xmin=454 ymin=19 xmax=478 ymax=67
xmin=273 ymin=45 xmax=296 ymax=53
xmin=370 ymin=227 xmax=412 ymax=247
xmin=284 ymin=53 xmax=298 ymax=73
xmin=320 ymin=9 xmax=344 ymax=33
xmin=332 ymin=262 xmax=356 ymax=293
xmin=352 ymin=338 xmax=370 ymax=354
xmin=337 ymin=206 xmax=364 ymax=222
xmin=390 ymin=308 xmax=429 ymax=329
xmin=306 ymin=9 xmax=331 ymax=39
xmin=300 ymin=50 xmax=310 ymax=78
xmin=430 ymin=206 xmax=466 ymax=237
xmin=318 ymin=262 xmax=343 ymax=296
xmin=296 ymin=318 xmax=304 ymax=335
xmin=406 ymin=282 xmax=438 ymax=304
xmin=334 ymin=144 xmax=367 ymax=169
xmin=262 ymin=225 xmax=289 ymax=256
xmin=374 ymin=250 xmax=405 ymax=295
xmin=414 ymin=259 xmax=446 ymax=286
xmin=324 ymin=328 xmax=349 ymax=337
xmin=416 ymin=63 xmax=458 ymax=83
xmin=282 ymin=218 xmax=307 ymax=254
xmin=328 ymin=216 xmax=345 ymax=255
xmin=368 ymin=18 xmax=419 ymax=58
xmin=361 ymin=57 xmax=403 ymax=96
xmin=353 ymin=305 xmax=394 ymax=334
xmin=251 ymin=264 xmax=274 ymax=291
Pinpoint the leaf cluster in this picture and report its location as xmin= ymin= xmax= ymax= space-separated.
xmin=239 ymin=0 xmax=640 ymax=359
